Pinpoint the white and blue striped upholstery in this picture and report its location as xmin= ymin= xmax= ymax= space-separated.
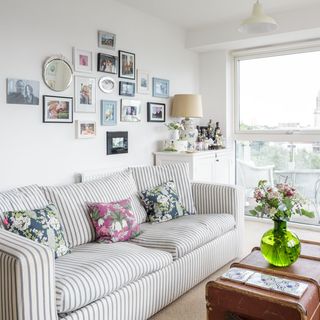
xmin=0 ymin=228 xmax=56 ymax=320
xmin=42 ymin=170 xmax=146 ymax=248
xmin=130 ymin=163 xmax=196 ymax=215
xmin=59 ymin=229 xmax=239 ymax=320
xmin=131 ymin=214 xmax=235 ymax=260
xmin=55 ymin=242 xmax=172 ymax=313
xmin=0 ymin=185 xmax=49 ymax=228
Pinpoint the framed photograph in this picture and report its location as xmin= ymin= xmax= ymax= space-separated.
xmin=98 ymin=30 xmax=116 ymax=50
xmin=75 ymin=76 xmax=96 ymax=113
xmin=76 ymin=120 xmax=96 ymax=139
xmin=107 ymin=131 xmax=128 ymax=155
xmin=97 ymin=53 xmax=117 ymax=74
xmin=121 ymin=99 xmax=141 ymax=122
xmin=73 ymin=48 xmax=93 ymax=73
xmin=147 ymin=102 xmax=166 ymax=122
xmin=98 ymin=77 xmax=116 ymax=94
xmin=137 ymin=70 xmax=150 ymax=94
xmin=101 ymin=100 xmax=117 ymax=126
xmin=7 ymin=78 xmax=40 ymax=105
xmin=152 ymin=78 xmax=170 ymax=98
xmin=119 ymin=81 xmax=135 ymax=96
xmin=43 ymin=95 xmax=73 ymax=123
xmin=119 ymin=50 xmax=135 ymax=80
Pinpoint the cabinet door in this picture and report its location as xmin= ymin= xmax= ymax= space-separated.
xmin=212 ymin=153 xmax=234 ymax=184
xmin=193 ymin=157 xmax=214 ymax=183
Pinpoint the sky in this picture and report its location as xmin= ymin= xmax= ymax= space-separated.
xmin=240 ymin=50 xmax=320 ymax=129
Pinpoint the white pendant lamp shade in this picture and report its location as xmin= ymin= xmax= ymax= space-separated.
xmin=239 ymin=1 xmax=278 ymax=34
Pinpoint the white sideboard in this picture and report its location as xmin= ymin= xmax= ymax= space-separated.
xmin=154 ymin=150 xmax=235 ymax=185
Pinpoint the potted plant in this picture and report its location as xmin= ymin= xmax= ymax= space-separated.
xmin=165 ymin=122 xmax=184 ymax=140
xmin=250 ymin=180 xmax=314 ymax=267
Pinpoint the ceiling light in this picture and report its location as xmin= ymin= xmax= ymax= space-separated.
xmin=239 ymin=0 xmax=278 ymax=34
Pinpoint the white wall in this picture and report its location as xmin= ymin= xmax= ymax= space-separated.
xmin=0 ymin=0 xmax=199 ymax=190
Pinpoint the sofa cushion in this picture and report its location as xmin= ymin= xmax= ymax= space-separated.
xmin=131 ymin=214 xmax=236 ymax=260
xmin=42 ymin=170 xmax=146 ymax=248
xmin=55 ymin=242 xmax=172 ymax=313
xmin=130 ymin=163 xmax=196 ymax=216
xmin=140 ymin=181 xmax=189 ymax=223
xmin=0 ymin=185 xmax=49 ymax=228
xmin=88 ymin=199 xmax=140 ymax=243
xmin=3 ymin=204 xmax=70 ymax=258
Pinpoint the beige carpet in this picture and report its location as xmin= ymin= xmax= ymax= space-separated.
xmin=149 ymin=219 xmax=320 ymax=320
xmin=149 ymin=263 xmax=232 ymax=320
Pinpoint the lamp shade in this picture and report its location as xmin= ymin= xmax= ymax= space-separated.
xmin=171 ymin=94 xmax=203 ymax=118
xmin=239 ymin=1 xmax=278 ymax=34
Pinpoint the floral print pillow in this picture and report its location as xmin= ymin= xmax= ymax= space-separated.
xmin=88 ymin=199 xmax=140 ymax=243
xmin=140 ymin=181 xmax=189 ymax=223
xmin=2 ymin=204 xmax=70 ymax=258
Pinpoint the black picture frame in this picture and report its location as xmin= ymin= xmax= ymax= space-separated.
xmin=42 ymin=95 xmax=73 ymax=123
xmin=107 ymin=131 xmax=128 ymax=155
xmin=119 ymin=81 xmax=135 ymax=96
xmin=147 ymin=102 xmax=166 ymax=122
xmin=118 ymin=50 xmax=135 ymax=80
xmin=97 ymin=53 xmax=117 ymax=74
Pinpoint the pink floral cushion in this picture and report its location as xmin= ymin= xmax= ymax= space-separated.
xmin=88 ymin=199 xmax=140 ymax=243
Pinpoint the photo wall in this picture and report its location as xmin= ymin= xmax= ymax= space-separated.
xmin=0 ymin=0 xmax=198 ymax=190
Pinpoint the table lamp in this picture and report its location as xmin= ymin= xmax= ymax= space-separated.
xmin=171 ymin=94 xmax=203 ymax=148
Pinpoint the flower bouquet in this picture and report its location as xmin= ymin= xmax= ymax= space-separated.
xmin=250 ymin=180 xmax=314 ymax=267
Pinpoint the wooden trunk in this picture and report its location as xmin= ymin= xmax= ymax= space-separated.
xmin=206 ymin=240 xmax=320 ymax=320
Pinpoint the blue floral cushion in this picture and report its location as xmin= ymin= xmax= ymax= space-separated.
xmin=140 ymin=181 xmax=189 ymax=223
xmin=2 ymin=204 xmax=70 ymax=258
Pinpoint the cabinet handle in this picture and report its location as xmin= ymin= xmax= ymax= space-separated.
xmin=216 ymin=159 xmax=219 ymax=162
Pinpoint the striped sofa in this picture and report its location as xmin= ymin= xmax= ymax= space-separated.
xmin=0 ymin=164 xmax=244 ymax=320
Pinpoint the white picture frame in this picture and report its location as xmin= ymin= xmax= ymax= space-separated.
xmin=136 ymin=70 xmax=150 ymax=94
xmin=98 ymin=76 xmax=116 ymax=94
xmin=76 ymin=120 xmax=97 ymax=139
xmin=73 ymin=48 xmax=93 ymax=73
xmin=75 ymin=76 xmax=96 ymax=113
xmin=120 ymin=99 xmax=141 ymax=122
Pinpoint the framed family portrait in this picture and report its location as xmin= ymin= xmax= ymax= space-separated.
xmin=147 ymin=102 xmax=165 ymax=122
xmin=97 ymin=53 xmax=117 ymax=74
xmin=119 ymin=81 xmax=135 ymax=96
xmin=43 ymin=95 xmax=73 ymax=123
xmin=73 ymin=48 xmax=93 ymax=73
xmin=121 ymin=99 xmax=141 ymax=122
xmin=7 ymin=78 xmax=40 ymax=105
xmin=75 ymin=76 xmax=96 ymax=113
xmin=152 ymin=78 xmax=170 ymax=98
xmin=76 ymin=120 xmax=97 ymax=139
xmin=98 ymin=77 xmax=116 ymax=93
xmin=119 ymin=50 xmax=135 ymax=80
xmin=106 ymin=131 xmax=128 ymax=155
xmin=98 ymin=30 xmax=116 ymax=50
xmin=136 ymin=70 xmax=150 ymax=94
xmin=101 ymin=100 xmax=117 ymax=126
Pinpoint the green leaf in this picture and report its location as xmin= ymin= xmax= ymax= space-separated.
xmin=301 ymin=208 xmax=315 ymax=219
xmin=255 ymin=205 xmax=263 ymax=212
xmin=249 ymin=210 xmax=258 ymax=216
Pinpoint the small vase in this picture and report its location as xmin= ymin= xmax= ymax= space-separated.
xmin=260 ymin=219 xmax=301 ymax=267
xmin=168 ymin=129 xmax=180 ymax=141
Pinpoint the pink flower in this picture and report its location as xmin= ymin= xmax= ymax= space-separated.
xmin=3 ymin=217 xmax=9 ymax=226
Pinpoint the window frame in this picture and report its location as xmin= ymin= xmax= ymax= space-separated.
xmin=232 ymin=39 xmax=320 ymax=142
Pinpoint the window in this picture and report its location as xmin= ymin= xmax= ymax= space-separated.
xmin=234 ymin=44 xmax=320 ymax=133
xmin=233 ymin=41 xmax=320 ymax=226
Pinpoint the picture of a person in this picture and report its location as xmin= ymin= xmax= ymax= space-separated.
xmin=24 ymin=84 xmax=39 ymax=105
xmin=7 ymin=80 xmax=26 ymax=104
xmin=80 ymin=85 xmax=91 ymax=104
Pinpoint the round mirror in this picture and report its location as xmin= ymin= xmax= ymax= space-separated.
xmin=43 ymin=56 xmax=73 ymax=91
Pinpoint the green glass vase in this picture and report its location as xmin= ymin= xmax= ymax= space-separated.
xmin=260 ymin=219 xmax=301 ymax=267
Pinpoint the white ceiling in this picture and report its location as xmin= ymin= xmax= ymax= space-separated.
xmin=117 ymin=0 xmax=320 ymax=30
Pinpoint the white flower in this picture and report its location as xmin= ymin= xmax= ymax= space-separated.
xmin=48 ymin=216 xmax=60 ymax=230
xmin=13 ymin=216 xmax=31 ymax=231
xmin=157 ymin=195 xmax=168 ymax=204
xmin=98 ymin=218 xmax=105 ymax=226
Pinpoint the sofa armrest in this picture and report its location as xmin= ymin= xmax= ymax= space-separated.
xmin=191 ymin=182 xmax=245 ymax=224
xmin=0 ymin=229 xmax=57 ymax=320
